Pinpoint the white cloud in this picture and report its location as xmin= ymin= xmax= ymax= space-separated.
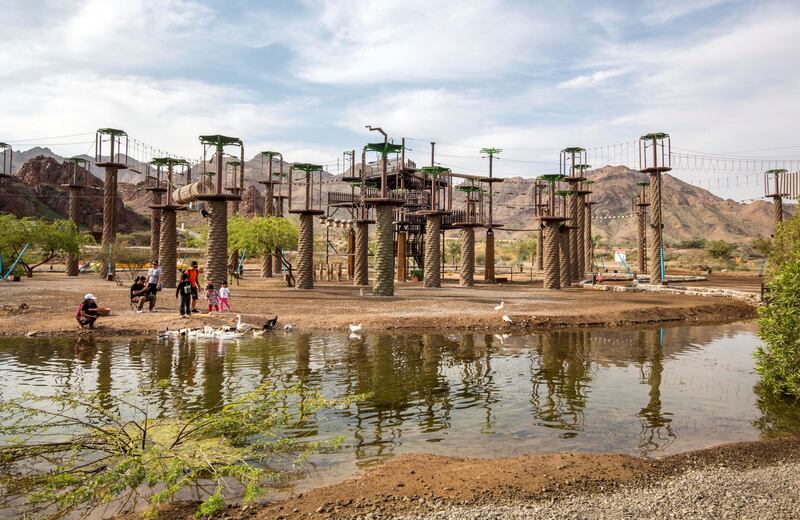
xmin=0 ymin=73 xmax=315 ymax=159
xmin=558 ymin=68 xmax=626 ymax=89
xmin=287 ymin=0 xmax=558 ymax=84
xmin=641 ymin=0 xmax=732 ymax=25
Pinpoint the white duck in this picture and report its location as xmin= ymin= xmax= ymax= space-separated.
xmin=235 ymin=314 xmax=255 ymax=333
xmin=349 ymin=324 xmax=363 ymax=333
xmin=494 ymin=301 xmax=505 ymax=311
xmin=283 ymin=323 xmax=297 ymax=332
xmin=502 ymin=315 xmax=513 ymax=325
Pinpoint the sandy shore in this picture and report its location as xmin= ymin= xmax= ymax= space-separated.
xmin=145 ymin=437 xmax=800 ymax=519
xmin=0 ymin=272 xmax=756 ymax=337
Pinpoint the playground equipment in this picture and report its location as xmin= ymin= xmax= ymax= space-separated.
xmin=480 ymin=147 xmax=503 ymax=282
xmin=764 ymin=168 xmax=797 ymax=234
xmin=639 ymin=133 xmax=671 ymax=284
xmin=143 ymin=162 xmax=166 ymax=263
xmin=452 ymin=179 xmax=485 ymax=286
xmin=532 ymin=179 xmax=547 ymax=271
xmin=289 ymin=162 xmax=325 ymax=289
xmin=583 ymin=179 xmax=596 ymax=274
xmin=61 ymin=157 xmax=93 ymax=276
xmin=418 ymin=165 xmax=451 ymax=288
xmin=560 ymin=148 xmax=588 ymax=280
xmin=537 ymin=174 xmax=568 ymax=290
xmin=191 ymin=135 xmax=244 ymax=286
xmin=153 ymin=157 xmax=190 ymax=288
xmin=634 ymin=181 xmax=650 ymax=274
xmin=95 ymin=128 xmax=130 ymax=278
xmin=257 ymin=151 xmax=282 ymax=277
xmin=363 ymin=139 xmax=405 ymax=296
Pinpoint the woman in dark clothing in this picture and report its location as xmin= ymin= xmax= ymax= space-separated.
xmin=76 ymin=294 xmax=100 ymax=329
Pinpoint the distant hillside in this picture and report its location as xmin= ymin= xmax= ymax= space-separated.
xmin=0 ymin=155 xmax=147 ymax=232
xmin=490 ymin=165 xmax=786 ymax=245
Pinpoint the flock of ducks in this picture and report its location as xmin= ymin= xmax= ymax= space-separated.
xmin=157 ymin=302 xmax=513 ymax=342
xmin=158 ymin=314 xmax=292 ymax=341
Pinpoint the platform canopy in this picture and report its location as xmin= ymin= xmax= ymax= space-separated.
xmin=365 ymin=142 xmax=403 ymax=156
xmin=199 ymin=135 xmax=242 ymax=147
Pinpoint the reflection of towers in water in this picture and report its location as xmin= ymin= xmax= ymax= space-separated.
xmin=529 ymin=331 xmax=592 ymax=436
xmin=636 ymin=329 xmax=675 ymax=454
xmin=202 ymin=340 xmax=225 ymax=411
xmin=96 ymin=341 xmax=113 ymax=410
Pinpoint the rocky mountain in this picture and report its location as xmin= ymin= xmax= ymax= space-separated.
xmin=0 ymin=156 xmax=147 ymax=233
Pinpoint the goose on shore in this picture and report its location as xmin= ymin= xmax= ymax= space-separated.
xmin=349 ymin=324 xmax=363 ymax=333
xmin=494 ymin=301 xmax=505 ymax=311
xmin=502 ymin=315 xmax=513 ymax=325
xmin=235 ymin=314 xmax=255 ymax=333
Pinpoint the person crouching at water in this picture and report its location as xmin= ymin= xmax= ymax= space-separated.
xmin=146 ymin=260 xmax=162 ymax=312
xmin=205 ymin=283 xmax=220 ymax=313
xmin=176 ymin=273 xmax=193 ymax=318
xmin=76 ymin=293 xmax=110 ymax=329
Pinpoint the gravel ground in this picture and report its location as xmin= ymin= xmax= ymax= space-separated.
xmin=395 ymin=462 xmax=800 ymax=520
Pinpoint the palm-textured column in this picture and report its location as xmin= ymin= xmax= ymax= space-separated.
xmin=346 ymin=228 xmax=355 ymax=280
xmin=99 ymin=167 xmax=118 ymax=278
xmin=424 ymin=215 xmax=442 ymax=288
xmin=568 ymin=194 xmax=579 ymax=281
xmin=296 ymin=214 xmax=314 ymax=289
xmin=149 ymin=190 xmax=163 ymax=262
xmin=354 ymin=221 xmax=369 ymax=286
xmin=575 ymin=194 xmax=586 ymax=276
xmin=559 ymin=224 xmax=572 ymax=288
xmin=542 ymin=220 xmax=561 ymax=290
xmin=205 ymin=200 xmax=228 ymax=286
xmin=536 ymin=224 xmax=544 ymax=271
xmin=373 ymin=204 xmax=395 ymax=296
xmin=584 ymin=201 xmax=594 ymax=274
xmin=459 ymin=227 xmax=475 ymax=286
xmin=66 ymin=186 xmax=81 ymax=276
xmin=396 ymin=230 xmax=408 ymax=282
xmin=649 ymin=171 xmax=663 ymax=284
xmin=159 ymin=209 xmax=177 ymax=288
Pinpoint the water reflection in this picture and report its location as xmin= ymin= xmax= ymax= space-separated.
xmin=1 ymin=322 xmax=799 ymax=465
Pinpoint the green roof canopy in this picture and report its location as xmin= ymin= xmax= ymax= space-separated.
xmin=292 ymin=162 xmax=323 ymax=173
xmin=226 ymin=160 xmax=243 ymax=167
xmin=199 ymin=135 xmax=242 ymax=147
xmin=538 ymin=174 xmax=564 ymax=182
xmin=556 ymin=189 xmax=572 ymax=197
xmin=0 ymin=142 xmax=10 ymax=149
xmin=97 ymin=128 xmax=127 ymax=136
xmin=260 ymin=150 xmax=282 ymax=157
xmin=151 ymin=157 xmax=189 ymax=166
xmin=640 ymin=132 xmax=669 ymax=140
xmin=561 ymin=147 xmax=585 ymax=154
xmin=365 ymin=142 xmax=403 ymax=156
xmin=66 ymin=156 xmax=91 ymax=166
xmin=456 ymin=185 xmax=482 ymax=194
xmin=419 ymin=166 xmax=451 ymax=177
xmin=766 ymin=168 xmax=788 ymax=174
xmin=636 ymin=181 xmax=649 ymax=186
xmin=574 ymin=164 xmax=592 ymax=170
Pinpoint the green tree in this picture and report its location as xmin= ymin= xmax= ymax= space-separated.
xmin=446 ymin=239 xmax=460 ymax=266
xmin=228 ymin=216 xmax=299 ymax=286
xmin=756 ymin=214 xmax=800 ymax=398
xmin=510 ymin=234 xmax=536 ymax=264
xmin=0 ymin=215 xmax=93 ymax=277
xmin=704 ymin=240 xmax=736 ymax=263
xmin=0 ymin=383 xmax=360 ymax=518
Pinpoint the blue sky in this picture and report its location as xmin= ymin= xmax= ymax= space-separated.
xmin=1 ymin=0 xmax=799 ymax=199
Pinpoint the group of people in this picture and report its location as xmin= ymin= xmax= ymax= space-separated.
xmin=76 ymin=260 xmax=236 ymax=329
xmin=137 ymin=260 xmax=233 ymax=318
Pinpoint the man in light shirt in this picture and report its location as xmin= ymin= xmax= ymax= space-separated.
xmin=146 ymin=260 xmax=162 ymax=312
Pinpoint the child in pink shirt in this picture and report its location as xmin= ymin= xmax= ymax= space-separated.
xmin=219 ymin=281 xmax=232 ymax=312
xmin=205 ymin=283 xmax=220 ymax=313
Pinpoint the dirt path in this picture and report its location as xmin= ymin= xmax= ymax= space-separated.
xmin=0 ymin=272 xmax=755 ymax=337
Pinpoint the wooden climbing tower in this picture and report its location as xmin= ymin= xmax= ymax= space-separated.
xmin=639 ymin=132 xmax=671 ymax=284
xmin=95 ymin=128 xmax=130 ymax=279
xmin=289 ymin=162 xmax=325 ymax=290
xmin=151 ymin=157 xmax=190 ymax=288
xmin=61 ymin=157 xmax=92 ymax=276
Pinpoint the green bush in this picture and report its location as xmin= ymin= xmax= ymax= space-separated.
xmin=756 ymin=259 xmax=800 ymax=398
xmin=675 ymin=238 xmax=707 ymax=249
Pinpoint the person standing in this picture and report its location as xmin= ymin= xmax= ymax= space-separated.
xmin=146 ymin=261 xmax=162 ymax=312
xmin=187 ymin=261 xmax=200 ymax=313
xmin=219 ymin=281 xmax=232 ymax=312
xmin=205 ymin=283 xmax=220 ymax=313
xmin=176 ymin=273 xmax=193 ymax=318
